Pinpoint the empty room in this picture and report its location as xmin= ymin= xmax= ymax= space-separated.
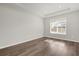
xmin=0 ymin=3 xmax=79 ymax=56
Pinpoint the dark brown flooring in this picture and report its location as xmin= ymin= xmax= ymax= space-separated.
xmin=0 ymin=37 xmax=79 ymax=56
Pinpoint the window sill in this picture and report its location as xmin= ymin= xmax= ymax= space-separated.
xmin=50 ymin=32 xmax=66 ymax=35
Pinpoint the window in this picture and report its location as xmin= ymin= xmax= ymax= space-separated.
xmin=50 ymin=18 xmax=66 ymax=34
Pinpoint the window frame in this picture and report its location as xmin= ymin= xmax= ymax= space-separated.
xmin=50 ymin=18 xmax=67 ymax=35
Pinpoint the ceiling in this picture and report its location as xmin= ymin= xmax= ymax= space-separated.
xmin=0 ymin=3 xmax=79 ymax=17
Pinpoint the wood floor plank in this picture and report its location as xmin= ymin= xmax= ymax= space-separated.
xmin=0 ymin=37 xmax=79 ymax=56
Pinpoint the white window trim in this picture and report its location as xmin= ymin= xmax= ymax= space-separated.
xmin=50 ymin=32 xmax=66 ymax=35
xmin=50 ymin=17 xmax=67 ymax=35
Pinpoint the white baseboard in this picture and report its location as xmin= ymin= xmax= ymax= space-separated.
xmin=0 ymin=35 xmax=78 ymax=49
xmin=0 ymin=34 xmax=43 ymax=49
xmin=45 ymin=36 xmax=79 ymax=43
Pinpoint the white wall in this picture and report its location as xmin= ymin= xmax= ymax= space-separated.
xmin=67 ymin=11 xmax=79 ymax=42
xmin=0 ymin=6 xmax=43 ymax=49
xmin=0 ymin=4 xmax=79 ymax=49
xmin=44 ymin=11 xmax=79 ymax=42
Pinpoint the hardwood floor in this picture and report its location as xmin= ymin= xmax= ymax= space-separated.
xmin=0 ymin=37 xmax=79 ymax=56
